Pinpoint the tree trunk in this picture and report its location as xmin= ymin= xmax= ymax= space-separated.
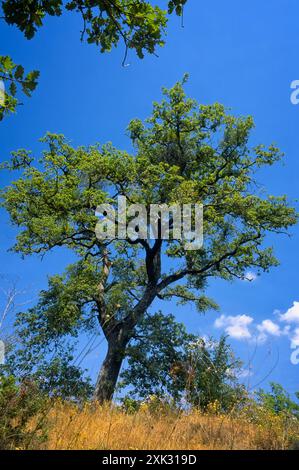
xmin=94 ymin=277 xmax=159 ymax=402
xmin=94 ymin=333 xmax=129 ymax=403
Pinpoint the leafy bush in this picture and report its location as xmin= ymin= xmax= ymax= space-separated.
xmin=256 ymin=382 xmax=299 ymax=417
xmin=246 ymin=383 xmax=299 ymax=449
xmin=121 ymin=312 xmax=246 ymax=412
xmin=0 ymin=374 xmax=48 ymax=449
xmin=121 ymin=396 xmax=141 ymax=414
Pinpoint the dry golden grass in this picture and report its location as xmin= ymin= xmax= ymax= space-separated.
xmin=35 ymin=401 xmax=299 ymax=450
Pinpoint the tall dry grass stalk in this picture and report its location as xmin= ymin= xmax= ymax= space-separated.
xmin=33 ymin=400 xmax=299 ymax=450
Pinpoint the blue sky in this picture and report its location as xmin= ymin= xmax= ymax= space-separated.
xmin=1 ymin=0 xmax=299 ymax=396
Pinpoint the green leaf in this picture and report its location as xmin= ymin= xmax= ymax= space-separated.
xmin=14 ymin=64 xmax=24 ymax=80
xmin=9 ymin=82 xmax=17 ymax=96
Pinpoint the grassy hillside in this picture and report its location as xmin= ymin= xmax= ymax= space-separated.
xmin=24 ymin=400 xmax=299 ymax=450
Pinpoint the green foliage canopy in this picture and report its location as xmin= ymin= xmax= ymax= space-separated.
xmin=2 ymin=1 xmax=187 ymax=62
xmin=0 ymin=55 xmax=39 ymax=121
xmin=256 ymin=382 xmax=299 ymax=418
xmin=121 ymin=312 xmax=245 ymax=411
xmin=0 ymin=1 xmax=186 ymax=121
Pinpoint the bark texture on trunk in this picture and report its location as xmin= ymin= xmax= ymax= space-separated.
xmin=94 ymin=240 xmax=162 ymax=403
xmin=94 ymin=331 xmax=129 ymax=403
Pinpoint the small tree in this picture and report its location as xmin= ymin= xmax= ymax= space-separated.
xmin=121 ymin=312 xmax=244 ymax=411
xmin=184 ymin=335 xmax=245 ymax=411
xmin=256 ymin=383 xmax=299 ymax=418
xmin=4 ymin=342 xmax=93 ymax=401
xmin=0 ymin=374 xmax=47 ymax=450
xmin=2 ymin=77 xmax=297 ymax=402
xmin=0 ymin=276 xmax=92 ymax=401
xmin=120 ymin=311 xmax=192 ymax=402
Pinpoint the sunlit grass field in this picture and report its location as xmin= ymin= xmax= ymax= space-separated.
xmin=31 ymin=400 xmax=299 ymax=450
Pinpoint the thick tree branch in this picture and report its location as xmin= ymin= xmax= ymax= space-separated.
xmin=157 ymin=233 xmax=262 ymax=292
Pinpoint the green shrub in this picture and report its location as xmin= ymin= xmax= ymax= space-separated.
xmin=0 ymin=374 xmax=48 ymax=449
xmin=121 ymin=396 xmax=141 ymax=414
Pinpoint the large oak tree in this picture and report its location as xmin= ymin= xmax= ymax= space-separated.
xmin=2 ymin=77 xmax=297 ymax=402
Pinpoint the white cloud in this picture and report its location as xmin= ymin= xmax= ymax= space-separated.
xmin=243 ymin=271 xmax=257 ymax=282
xmin=291 ymin=328 xmax=299 ymax=348
xmin=280 ymin=301 xmax=299 ymax=324
xmin=238 ymin=368 xmax=254 ymax=378
xmin=257 ymin=319 xmax=282 ymax=337
xmin=255 ymin=319 xmax=284 ymax=344
xmin=214 ymin=314 xmax=253 ymax=340
xmin=214 ymin=301 xmax=299 ymax=353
